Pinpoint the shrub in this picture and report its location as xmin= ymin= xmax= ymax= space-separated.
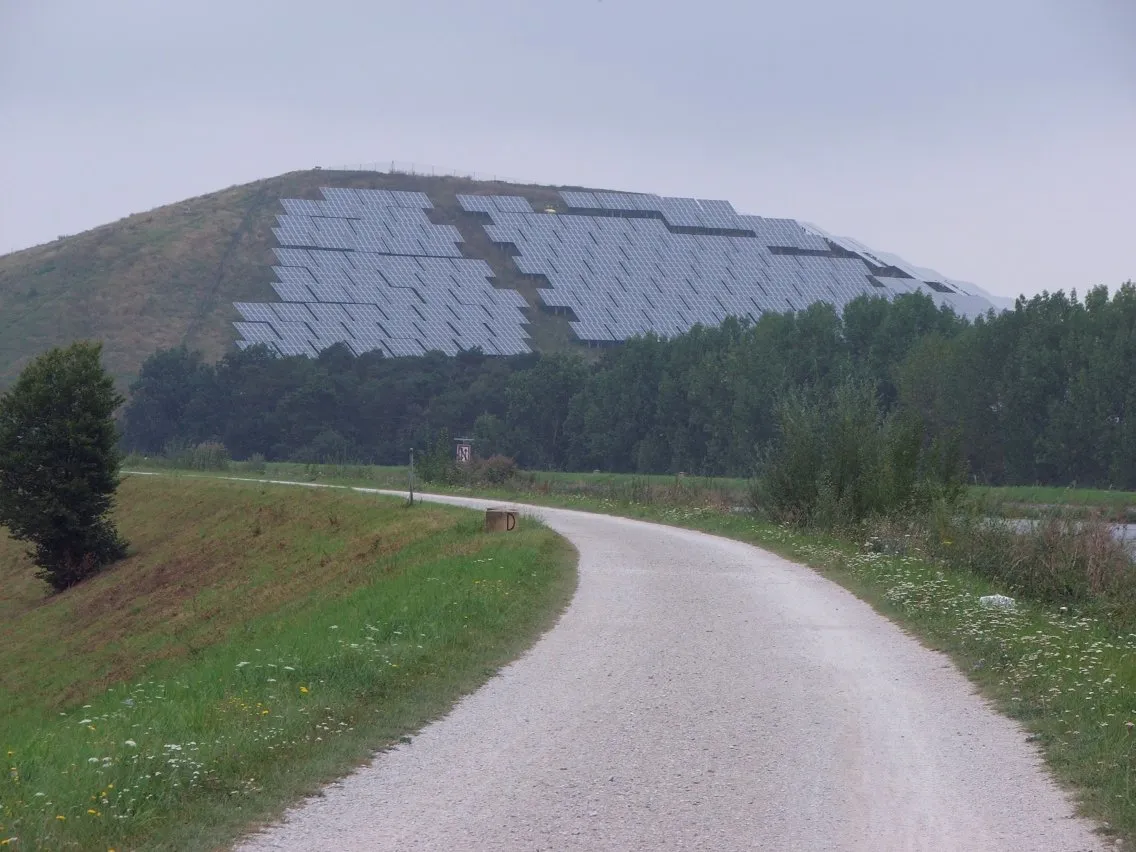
xmin=186 ymin=442 xmax=230 ymax=471
xmin=472 ymin=455 xmax=517 ymax=485
xmin=237 ymin=453 xmax=267 ymax=474
xmin=752 ymin=378 xmax=964 ymax=528
xmin=416 ymin=430 xmax=459 ymax=485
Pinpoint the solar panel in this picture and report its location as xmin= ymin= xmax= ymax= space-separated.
xmin=235 ymin=186 xmax=997 ymax=355
xmin=470 ymin=192 xmax=1003 ymax=341
xmin=232 ymin=188 xmax=532 ymax=357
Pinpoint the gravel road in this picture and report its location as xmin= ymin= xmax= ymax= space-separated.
xmin=237 ymin=492 xmax=1106 ymax=851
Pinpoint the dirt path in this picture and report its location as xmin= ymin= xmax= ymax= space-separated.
xmin=237 ymin=490 xmax=1104 ymax=851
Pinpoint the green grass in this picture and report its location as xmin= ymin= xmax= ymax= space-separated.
xmin=0 ymin=475 xmax=576 ymax=850
xmin=974 ymin=485 xmax=1136 ymax=520
xmin=123 ymin=457 xmax=751 ymax=509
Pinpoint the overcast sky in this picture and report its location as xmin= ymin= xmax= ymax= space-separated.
xmin=1 ymin=0 xmax=1132 ymax=300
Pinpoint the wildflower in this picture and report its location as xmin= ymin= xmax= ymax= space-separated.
xmin=299 ymin=686 xmax=309 ymax=694
xmin=78 ymin=719 xmax=92 ymax=725
xmin=236 ymin=662 xmax=250 ymax=668
xmin=123 ymin=740 xmax=137 ymax=748
xmin=55 ymin=816 xmax=65 ymax=821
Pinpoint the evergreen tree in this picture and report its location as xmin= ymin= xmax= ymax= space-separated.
xmin=0 ymin=342 xmax=128 ymax=591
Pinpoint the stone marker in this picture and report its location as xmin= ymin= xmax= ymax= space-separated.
xmin=485 ymin=508 xmax=518 ymax=533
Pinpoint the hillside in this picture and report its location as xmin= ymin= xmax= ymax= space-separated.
xmin=0 ymin=169 xmax=590 ymax=387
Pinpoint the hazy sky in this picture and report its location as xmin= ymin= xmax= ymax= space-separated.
xmin=1 ymin=0 xmax=1133 ymax=300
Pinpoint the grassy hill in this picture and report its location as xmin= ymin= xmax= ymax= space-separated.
xmin=0 ymin=169 xmax=597 ymax=388
xmin=0 ymin=474 xmax=574 ymax=849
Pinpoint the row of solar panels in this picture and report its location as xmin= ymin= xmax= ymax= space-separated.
xmin=273 ymin=209 xmax=463 ymax=258
xmin=234 ymin=186 xmax=1001 ymax=358
xmin=234 ymin=188 xmax=533 ymax=357
xmin=461 ymin=191 xmax=1000 ymax=342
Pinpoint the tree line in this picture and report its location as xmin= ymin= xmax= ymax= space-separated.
xmin=122 ymin=285 xmax=1136 ymax=488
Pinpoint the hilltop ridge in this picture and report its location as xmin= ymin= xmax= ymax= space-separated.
xmin=0 ymin=168 xmax=1004 ymax=387
xmin=0 ymin=169 xmax=594 ymax=386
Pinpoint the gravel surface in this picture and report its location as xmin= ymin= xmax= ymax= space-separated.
xmin=237 ymin=492 xmax=1106 ymax=851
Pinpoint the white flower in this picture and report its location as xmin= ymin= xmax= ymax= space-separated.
xmin=124 ymin=740 xmax=137 ymax=748
xmin=78 ymin=719 xmax=93 ymax=725
xmin=236 ymin=661 xmax=250 ymax=668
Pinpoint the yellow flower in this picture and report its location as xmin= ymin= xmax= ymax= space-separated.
xmin=299 ymin=686 xmax=309 ymax=694
xmin=87 ymin=809 xmax=100 ymax=817
xmin=56 ymin=816 xmax=66 ymax=821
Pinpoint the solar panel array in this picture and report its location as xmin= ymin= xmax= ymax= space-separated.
xmin=233 ymin=188 xmax=530 ymax=357
xmin=464 ymin=190 xmax=999 ymax=342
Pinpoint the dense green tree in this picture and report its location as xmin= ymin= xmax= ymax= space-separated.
xmin=120 ymin=284 xmax=1136 ymax=489
xmin=504 ymin=353 xmax=587 ymax=469
xmin=0 ymin=342 xmax=128 ymax=591
xmin=122 ymin=346 xmax=210 ymax=453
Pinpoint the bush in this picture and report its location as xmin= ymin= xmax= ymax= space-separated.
xmin=469 ymin=455 xmax=517 ymax=485
xmin=160 ymin=440 xmax=230 ymax=471
xmin=176 ymin=442 xmax=230 ymax=471
xmin=415 ymin=430 xmax=460 ymax=485
xmin=751 ymin=379 xmax=964 ymax=527
xmin=236 ymin=453 xmax=267 ymax=474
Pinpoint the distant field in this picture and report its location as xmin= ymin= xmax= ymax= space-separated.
xmin=123 ymin=459 xmax=753 ymax=510
xmin=123 ymin=458 xmax=1136 ymax=516
xmin=0 ymin=474 xmax=574 ymax=850
xmin=974 ymin=485 xmax=1136 ymax=517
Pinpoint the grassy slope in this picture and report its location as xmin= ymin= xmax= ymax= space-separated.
xmin=0 ymin=170 xmax=604 ymax=389
xmin=0 ymin=475 xmax=575 ymax=850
